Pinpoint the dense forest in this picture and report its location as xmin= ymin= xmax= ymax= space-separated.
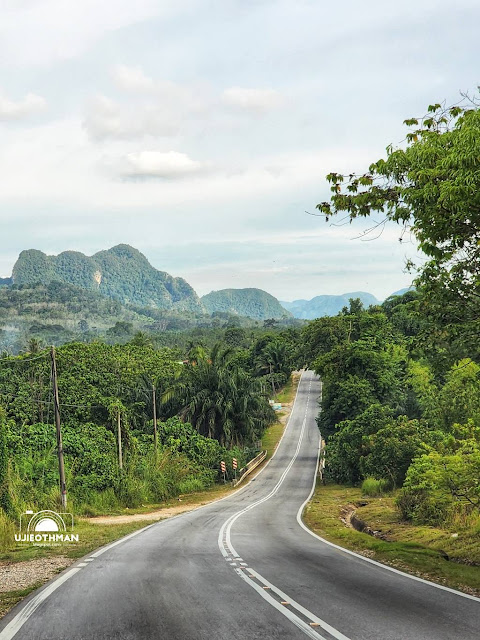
xmin=0 ymin=281 xmax=301 ymax=354
xmin=301 ymin=292 xmax=479 ymax=528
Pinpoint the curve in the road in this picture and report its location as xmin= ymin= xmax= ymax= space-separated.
xmin=1 ymin=370 xmax=479 ymax=640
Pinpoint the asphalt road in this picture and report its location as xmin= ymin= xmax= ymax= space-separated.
xmin=1 ymin=370 xmax=479 ymax=640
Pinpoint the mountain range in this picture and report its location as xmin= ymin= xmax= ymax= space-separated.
xmin=2 ymin=245 xmax=413 ymax=323
xmin=280 ymin=292 xmax=380 ymax=319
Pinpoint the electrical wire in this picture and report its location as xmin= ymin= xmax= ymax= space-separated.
xmin=0 ymin=352 xmax=49 ymax=364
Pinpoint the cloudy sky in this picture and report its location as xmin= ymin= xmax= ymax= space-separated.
xmin=0 ymin=0 xmax=478 ymax=301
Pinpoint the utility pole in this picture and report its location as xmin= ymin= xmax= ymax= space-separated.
xmin=152 ymin=384 xmax=158 ymax=456
xmin=50 ymin=346 xmax=67 ymax=510
xmin=117 ymin=408 xmax=123 ymax=470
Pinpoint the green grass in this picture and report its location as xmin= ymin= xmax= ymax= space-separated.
xmin=303 ymin=483 xmax=480 ymax=596
xmin=262 ymin=422 xmax=285 ymax=460
xmin=275 ymin=375 xmax=295 ymax=404
xmin=361 ymin=477 xmax=390 ymax=497
xmin=0 ymin=582 xmax=46 ymax=620
xmin=0 ymin=518 xmax=161 ymax=564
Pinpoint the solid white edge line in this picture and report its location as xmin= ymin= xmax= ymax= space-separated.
xmin=0 ymin=568 xmax=82 ymax=640
xmin=90 ymin=522 xmax=157 ymax=557
xmin=218 ymin=370 xmax=306 ymax=557
xmin=222 ymin=410 xmax=309 ymax=558
xmin=296 ymin=436 xmax=480 ymax=603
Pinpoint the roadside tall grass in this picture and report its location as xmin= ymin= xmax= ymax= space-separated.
xmin=0 ymin=510 xmax=15 ymax=554
xmin=362 ymin=477 xmax=390 ymax=497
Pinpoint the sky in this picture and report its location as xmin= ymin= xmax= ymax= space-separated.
xmin=0 ymin=0 xmax=478 ymax=301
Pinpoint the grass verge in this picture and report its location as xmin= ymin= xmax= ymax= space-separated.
xmin=303 ymin=483 xmax=480 ymax=597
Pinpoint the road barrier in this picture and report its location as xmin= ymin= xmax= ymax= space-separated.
xmin=233 ymin=450 xmax=267 ymax=487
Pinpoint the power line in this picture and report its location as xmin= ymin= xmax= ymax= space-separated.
xmin=0 ymin=395 xmax=104 ymax=409
xmin=0 ymin=352 xmax=49 ymax=364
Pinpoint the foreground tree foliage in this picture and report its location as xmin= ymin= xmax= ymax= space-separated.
xmin=308 ymin=296 xmax=480 ymax=528
xmin=317 ymin=93 xmax=480 ymax=358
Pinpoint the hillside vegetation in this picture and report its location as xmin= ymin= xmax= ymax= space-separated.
xmin=202 ymin=288 xmax=291 ymax=321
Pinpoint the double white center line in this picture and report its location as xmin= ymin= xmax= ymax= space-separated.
xmin=217 ymin=377 xmax=351 ymax=640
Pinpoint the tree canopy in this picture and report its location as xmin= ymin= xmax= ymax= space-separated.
xmin=316 ymin=94 xmax=480 ymax=354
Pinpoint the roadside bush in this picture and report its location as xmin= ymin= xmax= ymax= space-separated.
xmin=397 ymin=439 xmax=480 ymax=526
xmin=178 ymin=477 xmax=206 ymax=493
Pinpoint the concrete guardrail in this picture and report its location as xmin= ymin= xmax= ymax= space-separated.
xmin=233 ymin=450 xmax=267 ymax=487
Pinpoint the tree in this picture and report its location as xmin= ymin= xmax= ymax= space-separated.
xmin=224 ymin=327 xmax=247 ymax=348
xmin=317 ymin=95 xmax=480 ymax=352
xmin=340 ymin=298 xmax=364 ymax=316
xmin=325 ymin=405 xmax=392 ymax=484
xmin=163 ymin=344 xmax=274 ymax=446
xmin=300 ymin=316 xmax=349 ymax=366
xmin=398 ymin=434 xmax=480 ymax=525
xmin=263 ymin=318 xmax=278 ymax=328
xmin=106 ymin=321 xmax=134 ymax=339
xmin=318 ymin=375 xmax=377 ymax=439
xmin=360 ymin=416 xmax=433 ymax=487
xmin=255 ymin=338 xmax=291 ymax=393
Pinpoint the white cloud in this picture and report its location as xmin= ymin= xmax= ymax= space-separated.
xmin=120 ymin=150 xmax=206 ymax=178
xmin=84 ymin=95 xmax=179 ymax=140
xmin=112 ymin=65 xmax=156 ymax=92
xmin=222 ymin=87 xmax=283 ymax=113
xmin=84 ymin=69 xmax=210 ymax=141
xmin=0 ymin=92 xmax=46 ymax=120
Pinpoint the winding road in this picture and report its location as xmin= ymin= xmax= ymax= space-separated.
xmin=1 ymin=370 xmax=479 ymax=639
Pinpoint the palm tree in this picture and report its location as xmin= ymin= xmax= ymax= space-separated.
xmin=255 ymin=339 xmax=291 ymax=396
xmin=27 ymin=338 xmax=42 ymax=354
xmin=163 ymin=344 xmax=274 ymax=447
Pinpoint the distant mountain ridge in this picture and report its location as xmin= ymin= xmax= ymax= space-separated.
xmin=388 ymin=287 xmax=415 ymax=298
xmin=201 ymin=288 xmax=291 ymax=321
xmin=281 ymin=288 xmax=415 ymax=319
xmin=280 ymin=291 xmax=380 ymax=319
xmin=12 ymin=245 xmax=203 ymax=312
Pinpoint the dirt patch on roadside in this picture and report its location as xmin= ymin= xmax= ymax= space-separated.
xmin=0 ymin=556 xmax=73 ymax=593
xmin=83 ymin=500 xmax=219 ymax=526
xmin=340 ymin=504 xmax=356 ymax=527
